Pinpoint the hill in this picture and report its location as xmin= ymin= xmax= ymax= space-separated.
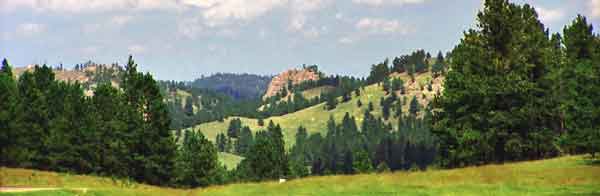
xmin=192 ymin=71 xmax=442 ymax=148
xmin=262 ymin=67 xmax=320 ymax=100
xmin=191 ymin=73 xmax=272 ymax=100
xmin=1 ymin=156 xmax=598 ymax=195
xmin=13 ymin=62 xmax=123 ymax=96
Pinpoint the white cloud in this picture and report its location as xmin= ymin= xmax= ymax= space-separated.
xmin=289 ymin=0 xmax=329 ymax=31
xmin=82 ymin=46 xmax=100 ymax=55
xmin=355 ymin=18 xmax=413 ymax=35
xmin=128 ymin=44 xmax=146 ymax=54
xmin=177 ymin=17 xmax=204 ymax=39
xmin=110 ymin=15 xmax=134 ymax=26
xmin=181 ymin=0 xmax=286 ymax=27
xmin=591 ymin=0 xmax=600 ymax=18
xmin=16 ymin=23 xmax=46 ymax=37
xmin=288 ymin=0 xmax=330 ymax=39
xmin=338 ymin=36 xmax=357 ymax=44
xmin=535 ymin=7 xmax=565 ymax=23
xmin=352 ymin=0 xmax=426 ymax=7
xmin=1 ymin=0 xmax=180 ymax=13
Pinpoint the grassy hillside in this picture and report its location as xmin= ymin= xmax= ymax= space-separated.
xmin=2 ymin=156 xmax=599 ymax=195
xmin=218 ymin=152 xmax=244 ymax=170
xmin=192 ymin=72 xmax=442 ymax=148
xmin=301 ymin=85 xmax=335 ymax=100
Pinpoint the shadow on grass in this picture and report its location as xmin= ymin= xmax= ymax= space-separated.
xmin=581 ymin=155 xmax=600 ymax=166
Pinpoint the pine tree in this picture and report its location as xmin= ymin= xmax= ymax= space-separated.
xmin=175 ymin=130 xmax=220 ymax=187
xmin=227 ymin=118 xmax=242 ymax=138
xmin=433 ymin=0 xmax=558 ymax=166
xmin=325 ymin=93 xmax=337 ymax=110
xmin=0 ymin=58 xmax=21 ymax=166
xmin=236 ymin=126 xmax=254 ymax=156
xmin=257 ymin=117 xmax=265 ymax=126
xmin=562 ymin=15 xmax=600 ymax=157
xmin=352 ymin=150 xmax=373 ymax=173
xmin=122 ymin=56 xmax=177 ymax=185
xmin=184 ymin=96 xmax=194 ymax=116
xmin=241 ymin=121 xmax=288 ymax=181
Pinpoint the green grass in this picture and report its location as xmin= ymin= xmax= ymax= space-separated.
xmin=2 ymin=156 xmax=599 ymax=195
xmin=301 ymin=85 xmax=335 ymax=100
xmin=192 ymin=72 xmax=440 ymax=148
xmin=218 ymin=152 xmax=244 ymax=170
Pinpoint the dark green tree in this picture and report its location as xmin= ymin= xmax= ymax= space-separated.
xmin=227 ymin=118 xmax=242 ymax=138
xmin=175 ymin=130 xmax=221 ymax=187
xmin=433 ymin=0 xmax=558 ymax=167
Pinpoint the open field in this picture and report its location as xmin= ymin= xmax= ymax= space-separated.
xmin=218 ymin=152 xmax=244 ymax=170
xmin=1 ymin=155 xmax=599 ymax=196
xmin=193 ymin=72 xmax=441 ymax=148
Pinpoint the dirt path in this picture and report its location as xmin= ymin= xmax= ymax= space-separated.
xmin=0 ymin=187 xmax=88 ymax=193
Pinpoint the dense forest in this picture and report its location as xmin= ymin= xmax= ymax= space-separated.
xmin=1 ymin=0 xmax=599 ymax=190
xmin=191 ymin=73 xmax=272 ymax=100
xmin=433 ymin=0 xmax=600 ymax=167
xmin=0 ymin=57 xmax=225 ymax=187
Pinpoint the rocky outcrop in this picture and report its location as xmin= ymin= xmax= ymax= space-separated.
xmin=263 ymin=68 xmax=319 ymax=99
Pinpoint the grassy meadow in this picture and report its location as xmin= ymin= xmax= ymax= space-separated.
xmin=193 ymin=72 xmax=441 ymax=149
xmin=218 ymin=152 xmax=244 ymax=170
xmin=1 ymin=155 xmax=599 ymax=195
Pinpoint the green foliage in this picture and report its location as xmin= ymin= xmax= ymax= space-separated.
xmin=175 ymin=130 xmax=221 ymax=187
xmin=367 ymin=59 xmax=390 ymax=84
xmin=376 ymin=162 xmax=391 ymax=173
xmin=432 ymin=51 xmax=445 ymax=77
xmin=0 ymin=58 xmax=21 ymax=166
xmin=227 ymin=118 xmax=242 ymax=138
xmin=235 ymin=126 xmax=254 ymax=156
xmin=560 ymin=15 xmax=600 ymax=157
xmin=257 ymin=117 xmax=264 ymax=126
xmin=352 ymin=150 xmax=373 ymax=173
xmin=433 ymin=0 xmax=566 ymax=167
xmin=236 ymin=121 xmax=288 ymax=181
xmin=0 ymin=56 xmax=179 ymax=187
xmin=325 ymin=93 xmax=338 ymax=110
xmin=409 ymin=96 xmax=420 ymax=116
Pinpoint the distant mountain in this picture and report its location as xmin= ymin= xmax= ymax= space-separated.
xmin=191 ymin=73 xmax=272 ymax=100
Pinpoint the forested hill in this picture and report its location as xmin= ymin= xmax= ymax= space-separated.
xmin=191 ymin=73 xmax=272 ymax=100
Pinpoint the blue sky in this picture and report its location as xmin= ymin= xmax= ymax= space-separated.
xmin=1 ymin=0 xmax=598 ymax=80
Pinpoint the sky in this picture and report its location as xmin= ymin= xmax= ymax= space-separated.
xmin=1 ymin=0 xmax=598 ymax=80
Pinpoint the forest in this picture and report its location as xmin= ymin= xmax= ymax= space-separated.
xmin=0 ymin=0 xmax=599 ymax=190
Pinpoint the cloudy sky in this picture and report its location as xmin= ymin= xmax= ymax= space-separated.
xmin=1 ymin=0 xmax=598 ymax=80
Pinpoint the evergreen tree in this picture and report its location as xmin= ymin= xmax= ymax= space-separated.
xmin=0 ymin=58 xmax=21 ymax=166
xmin=240 ymin=121 xmax=288 ymax=181
xmin=122 ymin=56 xmax=177 ymax=185
xmin=184 ymin=96 xmax=194 ymax=116
xmin=382 ymin=99 xmax=391 ymax=120
xmin=432 ymin=51 xmax=445 ymax=77
xmin=562 ymin=15 xmax=600 ymax=157
xmin=216 ymin=133 xmax=227 ymax=152
xmin=433 ymin=0 xmax=558 ymax=167
xmin=227 ymin=118 xmax=242 ymax=138
xmin=352 ymin=150 xmax=373 ymax=173
xmin=409 ymin=96 xmax=420 ymax=117
xmin=236 ymin=126 xmax=254 ymax=156
xmin=175 ymin=130 xmax=220 ymax=187
xmin=325 ymin=93 xmax=338 ymax=110
xmin=257 ymin=117 xmax=265 ymax=126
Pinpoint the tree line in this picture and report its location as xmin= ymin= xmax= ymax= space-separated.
xmin=433 ymin=0 xmax=600 ymax=168
xmin=0 ymin=56 xmax=224 ymax=188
